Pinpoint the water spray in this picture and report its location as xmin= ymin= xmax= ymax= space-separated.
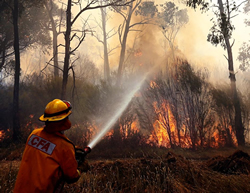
xmin=87 ymin=68 xmax=156 ymax=149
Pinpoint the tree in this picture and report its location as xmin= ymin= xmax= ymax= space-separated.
xmin=12 ymin=0 xmax=21 ymax=141
xmin=135 ymin=61 xmax=214 ymax=149
xmin=238 ymin=0 xmax=250 ymax=71
xmin=187 ymin=0 xmax=246 ymax=146
xmin=100 ymin=5 xmax=111 ymax=82
xmin=61 ymin=0 xmax=133 ymax=99
xmin=0 ymin=0 xmax=50 ymax=141
xmin=178 ymin=62 xmax=213 ymax=149
xmin=114 ymin=0 xmax=157 ymax=86
xmin=211 ymin=86 xmax=236 ymax=147
xmin=93 ymin=2 xmax=117 ymax=83
xmin=238 ymin=42 xmax=250 ymax=71
xmin=44 ymin=0 xmax=66 ymax=78
xmin=0 ymin=0 xmax=50 ymax=74
xmin=158 ymin=1 xmax=189 ymax=60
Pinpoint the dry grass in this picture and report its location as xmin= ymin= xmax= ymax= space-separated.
xmin=0 ymin=161 xmax=19 ymax=193
xmin=63 ymin=150 xmax=250 ymax=193
xmin=1 ymin=147 xmax=250 ymax=193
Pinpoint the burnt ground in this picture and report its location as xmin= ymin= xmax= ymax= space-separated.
xmin=1 ymin=148 xmax=250 ymax=193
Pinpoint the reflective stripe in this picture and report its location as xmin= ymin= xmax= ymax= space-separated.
xmin=28 ymin=134 xmax=56 ymax=155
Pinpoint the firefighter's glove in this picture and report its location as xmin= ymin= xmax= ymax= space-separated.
xmin=78 ymin=160 xmax=90 ymax=173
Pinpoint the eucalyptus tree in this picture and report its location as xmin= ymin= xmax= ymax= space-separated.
xmin=158 ymin=1 xmax=189 ymax=60
xmin=113 ymin=0 xmax=158 ymax=86
xmin=44 ymin=0 xmax=66 ymax=78
xmin=61 ymin=0 xmax=134 ymax=99
xmin=238 ymin=0 xmax=250 ymax=71
xmin=100 ymin=4 xmax=112 ymax=82
xmin=92 ymin=2 xmax=118 ymax=83
xmin=187 ymin=0 xmax=247 ymax=146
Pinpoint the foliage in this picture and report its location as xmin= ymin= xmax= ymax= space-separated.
xmin=244 ymin=0 xmax=250 ymax=25
xmin=211 ymin=85 xmax=236 ymax=147
xmin=237 ymin=1 xmax=250 ymax=71
xmin=136 ymin=60 xmax=217 ymax=149
xmin=0 ymin=0 xmax=51 ymax=73
xmin=159 ymin=2 xmax=188 ymax=27
xmin=136 ymin=1 xmax=158 ymax=18
xmin=207 ymin=1 xmax=238 ymax=49
xmin=157 ymin=1 xmax=189 ymax=59
xmin=238 ymin=41 xmax=250 ymax=71
xmin=186 ymin=0 xmax=209 ymax=11
xmin=178 ymin=62 xmax=203 ymax=93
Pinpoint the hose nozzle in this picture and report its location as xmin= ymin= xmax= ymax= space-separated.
xmin=75 ymin=146 xmax=91 ymax=165
xmin=83 ymin=146 xmax=91 ymax=154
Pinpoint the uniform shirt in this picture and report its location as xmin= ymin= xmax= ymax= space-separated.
xmin=14 ymin=128 xmax=80 ymax=193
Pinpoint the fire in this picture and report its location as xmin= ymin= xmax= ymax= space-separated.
xmin=150 ymin=81 xmax=159 ymax=89
xmin=210 ymin=125 xmax=237 ymax=148
xmin=148 ymin=121 xmax=170 ymax=147
xmin=147 ymin=100 xmax=182 ymax=148
xmin=0 ymin=130 xmax=5 ymax=141
xmin=143 ymin=97 xmax=238 ymax=149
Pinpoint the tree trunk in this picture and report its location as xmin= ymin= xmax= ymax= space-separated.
xmin=12 ymin=0 xmax=21 ymax=141
xmin=101 ymin=6 xmax=110 ymax=82
xmin=218 ymin=0 xmax=245 ymax=146
xmin=61 ymin=0 xmax=71 ymax=99
xmin=45 ymin=0 xmax=59 ymax=77
xmin=0 ymin=41 xmax=6 ymax=71
xmin=116 ymin=2 xmax=133 ymax=86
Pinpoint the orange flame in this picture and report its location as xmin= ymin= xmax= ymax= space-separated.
xmin=0 ymin=130 xmax=5 ymax=141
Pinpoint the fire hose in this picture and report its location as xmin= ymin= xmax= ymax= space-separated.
xmin=75 ymin=146 xmax=91 ymax=165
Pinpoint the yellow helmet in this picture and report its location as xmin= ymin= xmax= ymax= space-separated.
xmin=39 ymin=99 xmax=72 ymax=122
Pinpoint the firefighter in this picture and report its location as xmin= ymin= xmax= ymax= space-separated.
xmin=14 ymin=99 xmax=88 ymax=193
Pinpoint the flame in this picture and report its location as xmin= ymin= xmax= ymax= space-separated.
xmin=210 ymin=125 xmax=237 ymax=148
xmin=150 ymin=81 xmax=159 ymax=89
xmin=147 ymin=100 xmax=182 ymax=148
xmin=0 ymin=130 xmax=5 ymax=141
xmin=144 ymin=98 xmax=238 ymax=149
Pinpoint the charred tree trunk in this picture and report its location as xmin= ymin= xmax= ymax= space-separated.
xmin=12 ymin=0 xmax=21 ymax=141
xmin=116 ymin=3 xmax=133 ymax=86
xmin=218 ymin=0 xmax=245 ymax=146
xmin=61 ymin=0 xmax=71 ymax=99
xmin=101 ymin=6 xmax=110 ymax=82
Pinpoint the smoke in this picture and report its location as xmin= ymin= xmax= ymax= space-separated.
xmin=100 ymin=0 xmax=250 ymax=89
xmin=15 ymin=0 xmax=250 ymax=91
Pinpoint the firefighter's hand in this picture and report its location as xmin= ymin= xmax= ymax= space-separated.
xmin=78 ymin=160 xmax=90 ymax=173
